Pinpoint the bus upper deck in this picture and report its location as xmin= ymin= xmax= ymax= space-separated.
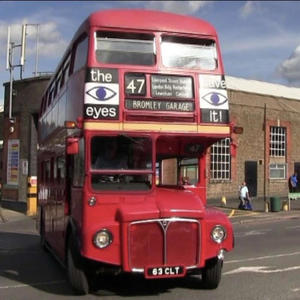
xmin=38 ymin=9 xmax=230 ymax=144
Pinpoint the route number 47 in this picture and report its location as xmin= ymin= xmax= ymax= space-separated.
xmin=125 ymin=74 xmax=146 ymax=96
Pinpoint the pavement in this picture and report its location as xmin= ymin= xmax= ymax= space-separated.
xmin=1 ymin=197 xmax=300 ymax=225
xmin=0 ymin=205 xmax=31 ymax=224
xmin=209 ymin=196 xmax=300 ymax=224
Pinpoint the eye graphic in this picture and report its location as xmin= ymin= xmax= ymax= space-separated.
xmin=86 ymin=86 xmax=117 ymax=101
xmin=202 ymin=92 xmax=228 ymax=106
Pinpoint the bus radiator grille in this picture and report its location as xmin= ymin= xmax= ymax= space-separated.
xmin=128 ymin=218 xmax=200 ymax=270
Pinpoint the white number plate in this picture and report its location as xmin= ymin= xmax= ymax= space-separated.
xmin=146 ymin=266 xmax=185 ymax=278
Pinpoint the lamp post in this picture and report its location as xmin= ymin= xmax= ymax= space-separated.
xmin=6 ymin=23 xmax=40 ymax=124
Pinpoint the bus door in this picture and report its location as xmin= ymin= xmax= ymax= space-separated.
xmin=52 ymin=156 xmax=67 ymax=258
xmin=156 ymin=136 xmax=206 ymax=203
xmin=68 ymin=137 xmax=85 ymax=231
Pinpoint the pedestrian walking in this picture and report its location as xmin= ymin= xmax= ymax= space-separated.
xmin=238 ymin=181 xmax=253 ymax=210
xmin=289 ymin=172 xmax=298 ymax=193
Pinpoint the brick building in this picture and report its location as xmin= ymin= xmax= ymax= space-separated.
xmin=2 ymin=75 xmax=300 ymax=206
xmin=2 ymin=76 xmax=50 ymax=204
xmin=207 ymin=76 xmax=300 ymax=203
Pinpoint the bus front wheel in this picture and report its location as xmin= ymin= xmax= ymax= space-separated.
xmin=202 ymin=257 xmax=223 ymax=289
xmin=67 ymin=236 xmax=89 ymax=295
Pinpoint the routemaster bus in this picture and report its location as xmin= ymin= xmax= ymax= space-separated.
xmin=37 ymin=9 xmax=234 ymax=294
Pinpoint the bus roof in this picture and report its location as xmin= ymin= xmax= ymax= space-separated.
xmin=88 ymin=9 xmax=217 ymax=36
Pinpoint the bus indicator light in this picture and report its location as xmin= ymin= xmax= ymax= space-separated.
xmin=64 ymin=121 xmax=76 ymax=129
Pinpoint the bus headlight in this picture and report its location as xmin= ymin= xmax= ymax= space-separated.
xmin=93 ymin=229 xmax=113 ymax=249
xmin=211 ymin=225 xmax=226 ymax=244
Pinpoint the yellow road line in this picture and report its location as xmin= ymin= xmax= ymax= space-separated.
xmin=230 ymin=211 xmax=260 ymax=218
xmin=228 ymin=209 xmax=235 ymax=218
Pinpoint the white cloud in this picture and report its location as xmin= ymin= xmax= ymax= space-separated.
xmin=222 ymin=31 xmax=300 ymax=54
xmin=145 ymin=1 xmax=211 ymax=15
xmin=240 ymin=1 xmax=256 ymax=18
xmin=0 ymin=18 xmax=67 ymax=58
xmin=277 ymin=45 xmax=300 ymax=86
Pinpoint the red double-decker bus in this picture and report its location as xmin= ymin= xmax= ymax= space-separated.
xmin=37 ymin=9 xmax=234 ymax=294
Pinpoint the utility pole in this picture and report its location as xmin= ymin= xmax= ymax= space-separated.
xmin=6 ymin=23 xmax=40 ymax=123
xmin=6 ymin=25 xmax=26 ymax=123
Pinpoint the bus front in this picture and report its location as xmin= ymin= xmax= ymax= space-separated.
xmin=70 ymin=10 xmax=234 ymax=293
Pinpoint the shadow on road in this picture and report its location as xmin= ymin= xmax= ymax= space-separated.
xmin=0 ymin=231 xmax=73 ymax=296
xmin=90 ymin=273 xmax=209 ymax=296
xmin=0 ymin=229 xmax=211 ymax=297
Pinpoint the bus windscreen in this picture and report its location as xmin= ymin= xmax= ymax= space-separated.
xmin=96 ymin=32 xmax=155 ymax=65
xmin=91 ymin=136 xmax=152 ymax=191
xmin=161 ymin=36 xmax=217 ymax=70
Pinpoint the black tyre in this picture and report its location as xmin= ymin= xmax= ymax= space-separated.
xmin=67 ymin=236 xmax=89 ymax=295
xmin=202 ymin=257 xmax=222 ymax=289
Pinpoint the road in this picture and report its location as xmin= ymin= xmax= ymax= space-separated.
xmin=1 ymin=214 xmax=300 ymax=299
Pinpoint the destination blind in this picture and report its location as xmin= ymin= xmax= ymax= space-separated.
xmin=125 ymin=99 xmax=194 ymax=112
xmin=151 ymin=75 xmax=193 ymax=99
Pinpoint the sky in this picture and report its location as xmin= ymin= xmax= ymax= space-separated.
xmin=1 ymin=1 xmax=300 ymax=105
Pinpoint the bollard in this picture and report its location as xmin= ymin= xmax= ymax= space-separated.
xmin=282 ymin=200 xmax=289 ymax=212
xmin=27 ymin=177 xmax=37 ymax=216
xmin=264 ymin=201 xmax=269 ymax=213
xmin=221 ymin=196 xmax=227 ymax=206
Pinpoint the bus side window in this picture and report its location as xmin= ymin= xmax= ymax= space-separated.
xmin=40 ymin=161 xmax=45 ymax=184
xmin=72 ymin=35 xmax=88 ymax=73
xmin=45 ymin=160 xmax=51 ymax=183
xmin=53 ymin=157 xmax=57 ymax=182
xmin=57 ymin=157 xmax=65 ymax=184
xmin=73 ymin=138 xmax=85 ymax=187
xmin=64 ymin=54 xmax=71 ymax=81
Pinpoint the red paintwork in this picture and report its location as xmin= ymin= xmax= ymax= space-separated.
xmin=117 ymin=188 xmax=204 ymax=222
xmin=88 ymin=9 xmax=217 ymax=36
xmin=37 ymin=9 xmax=234 ymax=280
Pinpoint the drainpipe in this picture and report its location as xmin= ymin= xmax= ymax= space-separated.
xmin=264 ymin=103 xmax=268 ymax=212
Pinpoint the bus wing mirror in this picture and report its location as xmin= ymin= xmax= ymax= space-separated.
xmin=66 ymin=137 xmax=79 ymax=155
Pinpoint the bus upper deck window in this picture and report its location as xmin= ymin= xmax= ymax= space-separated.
xmin=96 ymin=31 xmax=155 ymax=66
xmin=161 ymin=36 xmax=217 ymax=70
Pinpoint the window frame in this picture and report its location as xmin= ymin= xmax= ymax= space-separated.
xmin=73 ymin=138 xmax=85 ymax=187
xmin=161 ymin=35 xmax=218 ymax=70
xmin=210 ymin=138 xmax=231 ymax=181
xmin=269 ymin=163 xmax=287 ymax=180
xmin=95 ymin=31 xmax=156 ymax=66
xmin=269 ymin=126 xmax=286 ymax=158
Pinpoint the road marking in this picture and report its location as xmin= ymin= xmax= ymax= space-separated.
xmin=286 ymin=225 xmax=300 ymax=230
xmin=0 ymin=280 xmax=66 ymax=290
xmin=225 ymin=251 xmax=300 ymax=264
xmin=228 ymin=210 xmax=235 ymax=218
xmin=224 ymin=265 xmax=300 ymax=275
xmin=229 ymin=211 xmax=259 ymax=218
xmin=234 ymin=229 xmax=271 ymax=238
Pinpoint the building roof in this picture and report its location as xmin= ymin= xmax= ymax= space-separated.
xmin=226 ymin=76 xmax=300 ymax=101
